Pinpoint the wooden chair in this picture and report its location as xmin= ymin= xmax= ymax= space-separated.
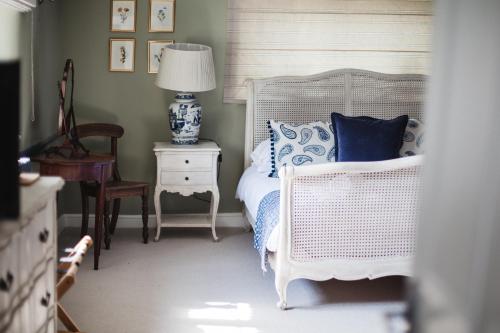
xmin=75 ymin=123 xmax=149 ymax=249
xmin=57 ymin=236 xmax=93 ymax=333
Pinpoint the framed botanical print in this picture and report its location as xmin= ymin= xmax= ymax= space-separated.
xmin=109 ymin=38 xmax=135 ymax=72
xmin=110 ymin=0 xmax=137 ymax=32
xmin=148 ymin=40 xmax=174 ymax=74
xmin=149 ymin=0 xmax=175 ymax=32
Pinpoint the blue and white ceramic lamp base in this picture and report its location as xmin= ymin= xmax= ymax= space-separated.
xmin=169 ymin=92 xmax=202 ymax=144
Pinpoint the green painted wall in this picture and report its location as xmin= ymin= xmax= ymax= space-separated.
xmin=58 ymin=0 xmax=245 ymax=214
xmin=19 ymin=3 xmax=62 ymax=151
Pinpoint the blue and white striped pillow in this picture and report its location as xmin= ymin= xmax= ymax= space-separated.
xmin=268 ymin=120 xmax=335 ymax=177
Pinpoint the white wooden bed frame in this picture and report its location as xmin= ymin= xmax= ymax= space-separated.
xmin=243 ymin=69 xmax=426 ymax=309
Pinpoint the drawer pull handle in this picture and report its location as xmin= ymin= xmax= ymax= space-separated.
xmin=40 ymin=291 xmax=51 ymax=307
xmin=185 ymin=177 xmax=189 ymax=181
xmin=39 ymin=228 xmax=49 ymax=243
xmin=185 ymin=160 xmax=189 ymax=164
xmin=0 ymin=271 xmax=14 ymax=292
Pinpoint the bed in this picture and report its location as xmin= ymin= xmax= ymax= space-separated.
xmin=236 ymin=68 xmax=426 ymax=309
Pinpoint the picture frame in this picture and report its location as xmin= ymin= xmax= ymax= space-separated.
xmin=148 ymin=40 xmax=174 ymax=74
xmin=109 ymin=38 xmax=136 ymax=72
xmin=110 ymin=0 xmax=137 ymax=32
xmin=149 ymin=0 xmax=175 ymax=32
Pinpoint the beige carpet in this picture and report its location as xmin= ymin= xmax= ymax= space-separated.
xmin=58 ymin=227 xmax=406 ymax=333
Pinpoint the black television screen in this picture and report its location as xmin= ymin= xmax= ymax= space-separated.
xmin=0 ymin=61 xmax=20 ymax=219
xmin=0 ymin=7 xmax=22 ymax=220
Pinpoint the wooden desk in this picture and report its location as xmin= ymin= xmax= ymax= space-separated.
xmin=33 ymin=154 xmax=114 ymax=270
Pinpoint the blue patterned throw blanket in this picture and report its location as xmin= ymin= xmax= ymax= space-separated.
xmin=254 ymin=190 xmax=280 ymax=272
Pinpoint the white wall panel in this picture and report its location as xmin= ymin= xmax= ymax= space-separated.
xmin=224 ymin=0 xmax=433 ymax=103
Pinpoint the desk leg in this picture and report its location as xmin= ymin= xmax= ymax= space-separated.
xmin=94 ymin=167 xmax=106 ymax=270
xmin=79 ymin=182 xmax=89 ymax=237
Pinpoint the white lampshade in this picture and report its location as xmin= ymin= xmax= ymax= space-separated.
xmin=155 ymin=43 xmax=216 ymax=92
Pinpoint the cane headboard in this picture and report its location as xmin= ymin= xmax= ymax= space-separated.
xmin=244 ymin=68 xmax=427 ymax=167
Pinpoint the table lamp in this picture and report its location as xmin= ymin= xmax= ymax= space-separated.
xmin=155 ymin=43 xmax=216 ymax=144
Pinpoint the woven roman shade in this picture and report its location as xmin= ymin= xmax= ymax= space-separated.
xmin=224 ymin=0 xmax=433 ymax=103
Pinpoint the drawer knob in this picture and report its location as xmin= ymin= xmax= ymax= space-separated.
xmin=40 ymin=291 xmax=51 ymax=307
xmin=185 ymin=160 xmax=189 ymax=164
xmin=185 ymin=177 xmax=189 ymax=181
xmin=39 ymin=228 xmax=49 ymax=243
xmin=0 ymin=271 xmax=14 ymax=292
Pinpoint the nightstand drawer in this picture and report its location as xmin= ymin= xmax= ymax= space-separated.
xmin=160 ymin=154 xmax=212 ymax=171
xmin=161 ymin=171 xmax=212 ymax=186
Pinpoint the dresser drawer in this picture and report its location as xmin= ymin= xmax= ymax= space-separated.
xmin=160 ymin=153 xmax=212 ymax=171
xmin=19 ymin=204 xmax=53 ymax=288
xmin=7 ymin=300 xmax=30 ymax=333
xmin=30 ymin=262 xmax=54 ymax=333
xmin=161 ymin=171 xmax=213 ymax=186
xmin=0 ymin=234 xmax=20 ymax=326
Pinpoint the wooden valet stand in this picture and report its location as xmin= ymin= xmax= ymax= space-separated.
xmin=57 ymin=236 xmax=93 ymax=333
xmin=33 ymin=59 xmax=114 ymax=269
xmin=45 ymin=59 xmax=89 ymax=159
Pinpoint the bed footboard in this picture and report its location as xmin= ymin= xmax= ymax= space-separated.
xmin=273 ymin=155 xmax=424 ymax=309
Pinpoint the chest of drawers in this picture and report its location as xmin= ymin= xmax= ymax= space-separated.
xmin=153 ymin=141 xmax=221 ymax=241
xmin=0 ymin=177 xmax=63 ymax=333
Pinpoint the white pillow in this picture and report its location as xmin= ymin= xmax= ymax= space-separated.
xmin=268 ymin=120 xmax=335 ymax=177
xmin=400 ymin=118 xmax=424 ymax=156
xmin=250 ymin=139 xmax=272 ymax=174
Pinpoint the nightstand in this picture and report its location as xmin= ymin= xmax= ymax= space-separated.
xmin=153 ymin=141 xmax=221 ymax=241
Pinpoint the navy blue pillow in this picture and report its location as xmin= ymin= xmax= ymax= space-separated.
xmin=331 ymin=113 xmax=408 ymax=162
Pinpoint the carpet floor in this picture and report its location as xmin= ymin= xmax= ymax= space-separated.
xmin=58 ymin=227 xmax=407 ymax=333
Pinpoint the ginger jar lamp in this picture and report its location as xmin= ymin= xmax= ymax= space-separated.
xmin=155 ymin=43 xmax=216 ymax=144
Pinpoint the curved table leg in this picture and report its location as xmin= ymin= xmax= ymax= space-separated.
xmin=210 ymin=190 xmax=220 ymax=242
xmin=154 ymin=186 xmax=162 ymax=242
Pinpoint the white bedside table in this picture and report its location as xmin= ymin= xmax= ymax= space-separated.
xmin=153 ymin=141 xmax=221 ymax=241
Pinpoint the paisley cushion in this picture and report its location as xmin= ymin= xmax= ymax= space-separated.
xmin=331 ymin=113 xmax=408 ymax=162
xmin=268 ymin=120 xmax=335 ymax=177
xmin=400 ymin=118 xmax=425 ymax=157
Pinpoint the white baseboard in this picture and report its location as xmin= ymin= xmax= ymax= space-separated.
xmin=59 ymin=212 xmax=246 ymax=230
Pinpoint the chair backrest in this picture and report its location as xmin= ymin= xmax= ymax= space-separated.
xmin=72 ymin=123 xmax=124 ymax=180
xmin=74 ymin=123 xmax=124 ymax=140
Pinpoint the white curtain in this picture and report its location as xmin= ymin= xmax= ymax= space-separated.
xmin=224 ymin=0 xmax=433 ymax=103
xmin=416 ymin=0 xmax=500 ymax=332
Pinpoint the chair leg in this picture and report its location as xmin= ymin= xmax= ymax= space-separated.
xmin=142 ymin=193 xmax=149 ymax=244
xmin=58 ymin=303 xmax=81 ymax=332
xmin=110 ymin=198 xmax=121 ymax=235
xmin=104 ymin=200 xmax=111 ymax=250
xmin=79 ymin=182 xmax=89 ymax=238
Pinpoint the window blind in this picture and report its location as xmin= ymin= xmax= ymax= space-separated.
xmin=224 ymin=0 xmax=433 ymax=103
